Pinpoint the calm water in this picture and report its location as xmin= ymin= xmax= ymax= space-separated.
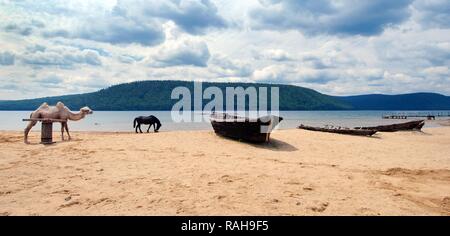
xmin=1 ymin=110 xmax=448 ymax=132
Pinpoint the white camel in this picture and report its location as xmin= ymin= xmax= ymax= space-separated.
xmin=24 ymin=102 xmax=93 ymax=143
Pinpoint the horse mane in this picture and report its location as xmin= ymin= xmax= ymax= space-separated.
xmin=150 ymin=115 xmax=161 ymax=125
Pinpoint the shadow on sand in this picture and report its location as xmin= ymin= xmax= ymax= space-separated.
xmin=365 ymin=134 xmax=382 ymax=139
xmin=412 ymin=130 xmax=433 ymax=136
xmin=213 ymin=134 xmax=298 ymax=152
xmin=24 ymin=137 xmax=84 ymax=146
xmin=250 ymin=138 xmax=298 ymax=152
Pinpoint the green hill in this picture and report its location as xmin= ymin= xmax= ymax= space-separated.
xmin=338 ymin=93 xmax=450 ymax=110
xmin=0 ymin=80 xmax=352 ymax=110
xmin=2 ymin=81 xmax=449 ymax=110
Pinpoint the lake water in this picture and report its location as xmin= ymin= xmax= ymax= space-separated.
xmin=2 ymin=110 xmax=448 ymax=132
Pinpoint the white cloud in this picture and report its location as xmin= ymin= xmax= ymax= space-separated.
xmin=21 ymin=47 xmax=102 ymax=68
xmin=8 ymin=0 xmax=228 ymax=46
xmin=209 ymin=54 xmax=252 ymax=77
xmin=249 ymin=0 xmax=414 ymax=36
xmin=422 ymin=66 xmax=449 ymax=75
xmin=252 ymin=64 xmax=290 ymax=82
xmin=0 ymin=0 xmax=450 ymax=99
xmin=255 ymin=49 xmax=293 ymax=61
xmin=149 ymin=37 xmax=211 ymax=67
xmin=0 ymin=51 xmax=15 ymax=65
xmin=413 ymin=0 xmax=450 ymax=28
xmin=116 ymin=0 xmax=228 ymax=34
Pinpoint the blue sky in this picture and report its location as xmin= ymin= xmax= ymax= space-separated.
xmin=0 ymin=0 xmax=449 ymax=99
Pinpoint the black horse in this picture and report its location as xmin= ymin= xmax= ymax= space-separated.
xmin=133 ymin=115 xmax=162 ymax=133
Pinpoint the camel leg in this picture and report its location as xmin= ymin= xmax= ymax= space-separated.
xmin=64 ymin=122 xmax=71 ymax=141
xmin=24 ymin=121 xmax=37 ymax=144
xmin=61 ymin=123 xmax=65 ymax=141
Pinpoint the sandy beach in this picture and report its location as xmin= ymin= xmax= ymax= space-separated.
xmin=0 ymin=128 xmax=449 ymax=216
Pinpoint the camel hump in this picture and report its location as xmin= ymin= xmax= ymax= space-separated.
xmin=38 ymin=102 xmax=49 ymax=109
xmin=56 ymin=101 xmax=65 ymax=110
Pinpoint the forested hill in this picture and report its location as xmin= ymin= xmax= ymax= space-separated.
xmin=0 ymin=81 xmax=352 ymax=110
xmin=1 ymin=81 xmax=448 ymax=110
xmin=338 ymin=93 xmax=450 ymax=110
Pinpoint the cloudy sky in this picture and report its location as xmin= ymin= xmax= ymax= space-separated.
xmin=0 ymin=0 xmax=449 ymax=99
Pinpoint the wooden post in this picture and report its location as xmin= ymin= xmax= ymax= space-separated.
xmin=22 ymin=118 xmax=65 ymax=145
xmin=41 ymin=121 xmax=54 ymax=144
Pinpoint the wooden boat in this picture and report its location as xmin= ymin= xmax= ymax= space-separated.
xmin=355 ymin=120 xmax=425 ymax=132
xmin=210 ymin=112 xmax=283 ymax=143
xmin=298 ymin=124 xmax=377 ymax=136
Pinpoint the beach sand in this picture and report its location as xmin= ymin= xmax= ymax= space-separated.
xmin=0 ymin=128 xmax=449 ymax=216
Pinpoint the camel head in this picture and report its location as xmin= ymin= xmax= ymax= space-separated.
xmin=80 ymin=106 xmax=93 ymax=115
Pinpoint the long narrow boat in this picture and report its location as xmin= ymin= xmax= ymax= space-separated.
xmin=210 ymin=112 xmax=283 ymax=143
xmin=298 ymin=124 xmax=377 ymax=136
xmin=355 ymin=120 xmax=425 ymax=132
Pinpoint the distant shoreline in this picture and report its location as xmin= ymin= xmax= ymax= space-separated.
xmin=2 ymin=125 xmax=447 ymax=133
xmin=1 ymin=109 xmax=450 ymax=112
xmin=5 ymin=110 xmax=449 ymax=132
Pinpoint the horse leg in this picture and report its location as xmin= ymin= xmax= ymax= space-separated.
xmin=147 ymin=124 xmax=151 ymax=133
xmin=24 ymin=121 xmax=37 ymax=144
xmin=61 ymin=123 xmax=65 ymax=141
xmin=64 ymin=122 xmax=71 ymax=140
xmin=138 ymin=124 xmax=143 ymax=133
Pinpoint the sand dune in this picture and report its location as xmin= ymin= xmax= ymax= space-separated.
xmin=0 ymin=128 xmax=449 ymax=216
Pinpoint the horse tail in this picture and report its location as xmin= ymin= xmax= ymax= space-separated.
xmin=133 ymin=118 xmax=138 ymax=128
xmin=155 ymin=118 xmax=162 ymax=130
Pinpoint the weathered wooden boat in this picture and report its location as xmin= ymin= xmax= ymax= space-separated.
xmin=210 ymin=112 xmax=283 ymax=143
xmin=355 ymin=120 xmax=425 ymax=132
xmin=298 ymin=124 xmax=377 ymax=136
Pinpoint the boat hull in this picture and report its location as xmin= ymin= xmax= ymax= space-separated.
xmin=355 ymin=120 xmax=425 ymax=132
xmin=210 ymin=113 xmax=283 ymax=143
xmin=298 ymin=125 xmax=377 ymax=136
